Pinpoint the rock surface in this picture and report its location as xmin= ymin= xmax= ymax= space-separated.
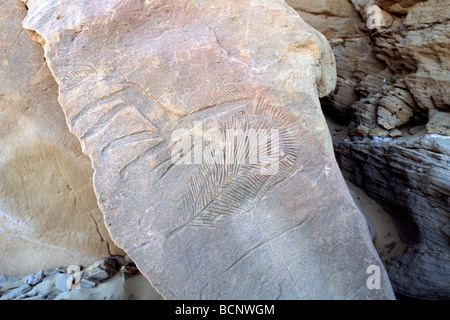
xmin=0 ymin=283 xmax=32 ymax=300
xmin=0 ymin=0 xmax=123 ymax=276
xmin=289 ymin=0 xmax=449 ymax=137
xmin=23 ymin=0 xmax=394 ymax=299
xmin=287 ymin=0 xmax=388 ymax=124
xmin=288 ymin=0 xmax=449 ymax=299
xmin=336 ymin=136 xmax=450 ymax=299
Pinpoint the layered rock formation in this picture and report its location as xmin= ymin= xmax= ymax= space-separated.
xmin=288 ymin=0 xmax=449 ymax=137
xmin=22 ymin=0 xmax=394 ymax=299
xmin=336 ymin=138 xmax=449 ymax=299
xmin=287 ymin=0 xmax=449 ymax=299
xmin=0 ymin=0 xmax=123 ymax=276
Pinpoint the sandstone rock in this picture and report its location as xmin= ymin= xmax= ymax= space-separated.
xmin=287 ymin=0 xmax=385 ymax=123
xmin=349 ymin=189 xmax=376 ymax=241
xmin=427 ymin=111 xmax=450 ymax=136
xmin=350 ymin=0 xmax=427 ymax=16
xmin=378 ymin=0 xmax=427 ymax=15
xmin=336 ymin=137 xmax=450 ymax=299
xmin=26 ymin=270 xmax=44 ymax=286
xmin=0 ymin=260 xmax=163 ymax=300
xmin=286 ymin=0 xmax=364 ymax=39
xmin=287 ymin=0 xmax=449 ymax=298
xmin=82 ymin=258 xmax=119 ymax=283
xmin=23 ymin=0 xmax=394 ymax=299
xmin=1 ymin=284 xmax=32 ymax=300
xmin=371 ymin=0 xmax=449 ymax=133
xmin=408 ymin=125 xmax=425 ymax=136
xmin=21 ymin=295 xmax=46 ymax=300
xmin=0 ymin=0 xmax=124 ymax=276
xmin=110 ymin=255 xmax=127 ymax=268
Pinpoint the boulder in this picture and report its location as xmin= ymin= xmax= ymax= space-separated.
xmin=0 ymin=0 xmax=123 ymax=276
xmin=23 ymin=0 xmax=394 ymax=299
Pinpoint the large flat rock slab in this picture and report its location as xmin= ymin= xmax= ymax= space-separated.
xmin=23 ymin=0 xmax=395 ymax=299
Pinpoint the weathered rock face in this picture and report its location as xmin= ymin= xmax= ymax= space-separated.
xmin=288 ymin=0 xmax=449 ymax=299
xmin=286 ymin=0 xmax=391 ymax=124
xmin=336 ymin=137 xmax=450 ymax=299
xmin=289 ymin=0 xmax=449 ymax=138
xmin=366 ymin=0 xmax=449 ymax=136
xmin=23 ymin=0 xmax=394 ymax=299
xmin=0 ymin=0 xmax=123 ymax=276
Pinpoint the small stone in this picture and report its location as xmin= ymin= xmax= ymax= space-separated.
xmin=1 ymin=284 xmax=32 ymax=300
xmin=55 ymin=274 xmax=71 ymax=292
xmin=21 ymin=0 xmax=395 ymax=300
xmin=111 ymin=255 xmax=126 ymax=267
xmin=389 ymin=128 xmax=403 ymax=138
xmin=356 ymin=125 xmax=371 ymax=136
xmin=121 ymin=262 xmax=138 ymax=280
xmin=21 ymin=295 xmax=46 ymax=300
xmin=369 ymin=126 xmax=389 ymax=138
xmin=80 ymin=279 xmax=97 ymax=288
xmin=14 ymin=289 xmax=37 ymax=300
xmin=26 ymin=270 xmax=45 ymax=286
xmin=82 ymin=258 xmax=119 ymax=282
xmin=426 ymin=111 xmax=450 ymax=136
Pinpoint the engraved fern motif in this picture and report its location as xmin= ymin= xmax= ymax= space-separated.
xmin=181 ymin=97 xmax=299 ymax=229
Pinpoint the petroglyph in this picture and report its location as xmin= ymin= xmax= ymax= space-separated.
xmin=177 ymin=96 xmax=300 ymax=232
